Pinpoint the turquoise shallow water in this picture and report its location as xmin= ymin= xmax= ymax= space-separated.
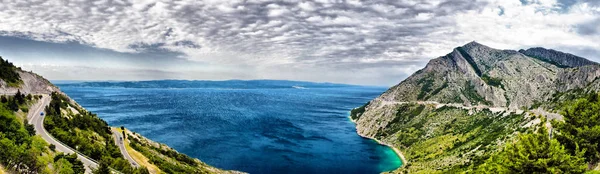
xmin=56 ymin=80 xmax=402 ymax=173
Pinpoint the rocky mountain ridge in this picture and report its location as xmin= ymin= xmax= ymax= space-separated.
xmin=372 ymin=41 xmax=600 ymax=109
xmin=351 ymin=42 xmax=600 ymax=173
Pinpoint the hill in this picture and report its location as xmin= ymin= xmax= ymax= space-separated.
xmin=351 ymin=42 xmax=600 ymax=173
xmin=0 ymin=56 xmax=242 ymax=174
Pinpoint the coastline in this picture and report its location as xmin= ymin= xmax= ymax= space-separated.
xmin=348 ymin=116 xmax=407 ymax=171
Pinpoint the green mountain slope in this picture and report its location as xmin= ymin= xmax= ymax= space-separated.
xmin=352 ymin=42 xmax=600 ymax=173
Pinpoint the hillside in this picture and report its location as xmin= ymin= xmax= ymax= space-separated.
xmin=351 ymin=42 xmax=600 ymax=173
xmin=0 ymin=56 xmax=241 ymax=174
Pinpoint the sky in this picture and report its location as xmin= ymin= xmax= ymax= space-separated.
xmin=0 ymin=0 xmax=599 ymax=86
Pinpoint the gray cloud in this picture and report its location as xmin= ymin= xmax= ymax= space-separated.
xmin=0 ymin=0 xmax=598 ymax=86
xmin=576 ymin=18 xmax=600 ymax=35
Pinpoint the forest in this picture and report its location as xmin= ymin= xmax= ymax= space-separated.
xmin=43 ymin=92 xmax=149 ymax=174
xmin=0 ymin=56 xmax=21 ymax=87
xmin=0 ymin=93 xmax=86 ymax=174
xmin=477 ymin=92 xmax=600 ymax=173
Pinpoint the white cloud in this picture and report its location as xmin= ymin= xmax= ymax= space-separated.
xmin=0 ymin=0 xmax=598 ymax=85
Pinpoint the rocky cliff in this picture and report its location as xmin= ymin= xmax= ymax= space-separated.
xmin=352 ymin=42 xmax=600 ymax=173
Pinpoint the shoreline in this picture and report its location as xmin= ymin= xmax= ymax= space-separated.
xmin=348 ymin=116 xmax=407 ymax=171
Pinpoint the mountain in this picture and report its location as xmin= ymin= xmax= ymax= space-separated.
xmin=0 ymin=56 xmax=241 ymax=174
xmin=55 ymin=79 xmax=354 ymax=89
xmin=351 ymin=42 xmax=600 ymax=173
xmin=519 ymin=47 xmax=599 ymax=68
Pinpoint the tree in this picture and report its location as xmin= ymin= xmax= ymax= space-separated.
xmin=477 ymin=124 xmax=587 ymax=173
xmin=54 ymin=158 xmax=75 ymax=174
xmin=553 ymin=93 xmax=600 ymax=164
xmin=8 ymin=98 xmax=18 ymax=111
xmin=49 ymin=144 xmax=56 ymax=152
xmin=15 ymin=90 xmax=25 ymax=104
xmin=25 ymin=120 xmax=36 ymax=136
xmin=93 ymin=160 xmax=111 ymax=174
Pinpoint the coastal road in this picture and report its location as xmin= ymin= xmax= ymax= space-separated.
xmin=112 ymin=129 xmax=140 ymax=167
xmin=28 ymin=95 xmax=98 ymax=173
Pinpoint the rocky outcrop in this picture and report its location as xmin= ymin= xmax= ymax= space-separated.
xmin=0 ymin=70 xmax=59 ymax=95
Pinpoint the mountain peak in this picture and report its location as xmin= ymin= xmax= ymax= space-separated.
xmin=462 ymin=41 xmax=496 ymax=50
xmin=464 ymin=41 xmax=483 ymax=47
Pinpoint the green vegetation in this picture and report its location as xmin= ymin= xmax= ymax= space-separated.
xmin=0 ymin=90 xmax=27 ymax=112
xmin=381 ymin=104 xmax=530 ymax=173
xmin=427 ymin=82 xmax=448 ymax=100
xmin=54 ymin=153 xmax=86 ymax=174
xmin=481 ymin=74 xmax=504 ymax=89
xmin=0 ymin=94 xmax=85 ymax=174
xmin=0 ymin=56 xmax=22 ymax=87
xmin=350 ymin=101 xmax=369 ymax=120
xmin=553 ymin=93 xmax=600 ymax=165
xmin=462 ymin=81 xmax=491 ymax=105
xmin=43 ymin=92 xmax=149 ymax=174
xmin=384 ymin=92 xmax=600 ymax=173
xmin=416 ymin=74 xmax=435 ymax=100
xmin=415 ymin=73 xmax=448 ymax=100
xmin=128 ymin=134 xmax=216 ymax=174
xmin=477 ymin=119 xmax=587 ymax=173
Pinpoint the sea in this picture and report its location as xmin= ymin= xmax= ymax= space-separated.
xmin=55 ymin=80 xmax=402 ymax=174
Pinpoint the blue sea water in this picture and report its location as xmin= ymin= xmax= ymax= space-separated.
xmin=56 ymin=80 xmax=402 ymax=174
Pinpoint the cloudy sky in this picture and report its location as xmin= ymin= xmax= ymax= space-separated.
xmin=0 ymin=0 xmax=599 ymax=86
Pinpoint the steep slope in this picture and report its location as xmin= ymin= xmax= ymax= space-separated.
xmin=0 ymin=56 xmax=240 ymax=174
xmin=352 ymin=42 xmax=600 ymax=173
xmin=519 ymin=47 xmax=599 ymax=68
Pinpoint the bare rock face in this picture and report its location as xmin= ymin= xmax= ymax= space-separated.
xmin=354 ymin=41 xmax=600 ymax=145
xmin=519 ymin=47 xmax=599 ymax=68
xmin=0 ymin=70 xmax=59 ymax=95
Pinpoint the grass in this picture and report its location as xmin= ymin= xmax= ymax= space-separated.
xmin=112 ymin=127 xmax=162 ymax=174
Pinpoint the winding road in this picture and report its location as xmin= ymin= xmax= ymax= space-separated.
xmin=112 ymin=129 xmax=140 ymax=167
xmin=27 ymin=95 xmax=99 ymax=173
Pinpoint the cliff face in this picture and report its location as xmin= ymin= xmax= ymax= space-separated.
xmin=0 ymin=69 xmax=59 ymax=95
xmin=370 ymin=42 xmax=600 ymax=111
xmin=519 ymin=47 xmax=599 ymax=68
xmin=352 ymin=42 xmax=600 ymax=172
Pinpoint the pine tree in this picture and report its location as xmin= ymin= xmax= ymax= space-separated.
xmin=93 ymin=160 xmax=111 ymax=174
xmin=553 ymin=93 xmax=600 ymax=164
xmin=477 ymin=122 xmax=587 ymax=173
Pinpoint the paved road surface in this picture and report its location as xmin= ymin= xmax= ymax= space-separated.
xmin=112 ymin=129 xmax=140 ymax=167
xmin=380 ymin=100 xmax=524 ymax=113
xmin=28 ymin=95 xmax=98 ymax=173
